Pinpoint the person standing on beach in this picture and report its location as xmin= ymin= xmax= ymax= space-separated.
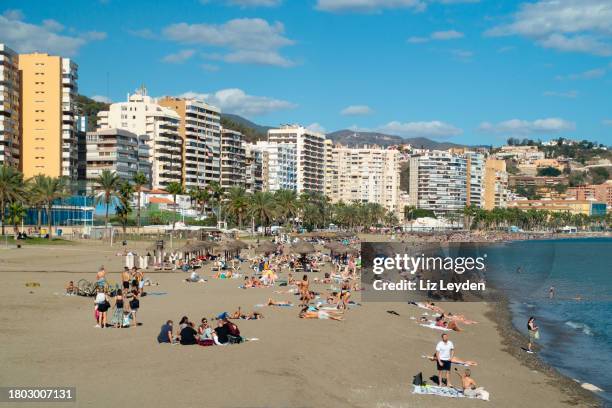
xmin=435 ymin=333 xmax=454 ymax=387
xmin=527 ymin=317 xmax=538 ymax=353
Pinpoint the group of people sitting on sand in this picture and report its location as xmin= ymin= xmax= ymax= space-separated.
xmin=157 ymin=313 xmax=245 ymax=346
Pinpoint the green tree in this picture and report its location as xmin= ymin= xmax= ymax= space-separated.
xmin=274 ymin=189 xmax=299 ymax=226
xmin=0 ymin=165 xmax=24 ymax=236
xmin=31 ymin=176 xmax=69 ymax=239
xmin=165 ymin=182 xmax=184 ymax=231
xmin=7 ymin=201 xmax=26 ymax=237
xmin=132 ymin=171 xmax=148 ymax=229
xmin=95 ymin=169 xmax=121 ymax=227
xmin=589 ymin=167 xmax=610 ymax=185
xmin=116 ymin=181 xmax=134 ymax=234
xmin=537 ymin=166 xmax=562 ymax=177
xmin=225 ymin=186 xmax=249 ymax=228
xmin=248 ymin=191 xmax=276 ymax=234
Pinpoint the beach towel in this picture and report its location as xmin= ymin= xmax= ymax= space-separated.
xmin=147 ymin=292 xmax=168 ymax=296
xmin=420 ymin=323 xmax=452 ymax=331
xmin=412 ymin=385 xmax=489 ymax=401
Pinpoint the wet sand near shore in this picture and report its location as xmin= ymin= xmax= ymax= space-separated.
xmin=0 ymin=241 xmax=600 ymax=408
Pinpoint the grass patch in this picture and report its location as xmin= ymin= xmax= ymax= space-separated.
xmin=2 ymin=236 xmax=74 ymax=245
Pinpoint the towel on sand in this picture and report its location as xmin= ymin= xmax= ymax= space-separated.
xmin=420 ymin=323 xmax=452 ymax=331
xmin=412 ymin=385 xmax=489 ymax=401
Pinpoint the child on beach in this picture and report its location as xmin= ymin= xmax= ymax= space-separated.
xmin=65 ymin=281 xmax=77 ymax=295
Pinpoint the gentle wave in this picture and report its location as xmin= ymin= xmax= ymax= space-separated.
xmin=565 ymin=321 xmax=593 ymax=336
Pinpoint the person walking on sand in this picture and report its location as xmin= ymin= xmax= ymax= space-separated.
xmin=435 ymin=333 xmax=454 ymax=387
xmin=527 ymin=316 xmax=539 ymax=353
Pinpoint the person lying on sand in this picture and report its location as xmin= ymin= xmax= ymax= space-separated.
xmin=446 ymin=312 xmax=477 ymax=325
xmin=299 ymin=306 xmax=344 ymax=321
xmin=267 ymin=298 xmax=293 ymax=307
xmin=424 ymin=354 xmax=478 ymax=366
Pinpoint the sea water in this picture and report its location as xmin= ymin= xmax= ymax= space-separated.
xmin=484 ymin=238 xmax=612 ymax=406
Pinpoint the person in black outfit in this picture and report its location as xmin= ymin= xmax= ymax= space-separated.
xmin=179 ymin=322 xmax=198 ymax=345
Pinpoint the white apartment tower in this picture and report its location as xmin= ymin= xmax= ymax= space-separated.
xmin=220 ymin=127 xmax=246 ymax=189
xmin=329 ymin=145 xmax=403 ymax=217
xmin=267 ymin=125 xmax=325 ymax=194
xmin=158 ymin=97 xmax=221 ymax=190
xmin=97 ymin=88 xmax=182 ymax=189
xmin=250 ymin=141 xmax=297 ymax=192
xmin=61 ymin=58 xmax=79 ymax=180
xmin=408 ymin=150 xmax=468 ymax=215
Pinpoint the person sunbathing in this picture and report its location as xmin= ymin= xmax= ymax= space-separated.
xmin=267 ymin=298 xmax=293 ymax=307
xmin=425 ymin=354 xmax=477 ymax=366
xmin=299 ymin=306 xmax=344 ymax=321
xmin=230 ymin=307 xmax=243 ymax=319
xmin=447 ymin=312 xmax=478 ymax=324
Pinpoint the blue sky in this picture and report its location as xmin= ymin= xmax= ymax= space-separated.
xmin=2 ymin=0 xmax=612 ymax=145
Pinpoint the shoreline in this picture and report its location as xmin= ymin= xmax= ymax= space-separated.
xmin=485 ymin=291 xmax=602 ymax=407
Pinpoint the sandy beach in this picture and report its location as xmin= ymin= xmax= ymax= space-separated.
xmin=0 ymin=240 xmax=600 ymax=408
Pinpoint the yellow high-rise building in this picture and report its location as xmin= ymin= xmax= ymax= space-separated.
xmin=483 ymin=158 xmax=508 ymax=210
xmin=18 ymin=52 xmax=78 ymax=179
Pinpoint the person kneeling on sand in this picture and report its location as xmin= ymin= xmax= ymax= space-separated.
xmin=454 ymin=368 xmax=489 ymax=400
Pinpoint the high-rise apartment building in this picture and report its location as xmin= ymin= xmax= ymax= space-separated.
xmin=158 ymin=97 xmax=221 ymax=190
xmin=328 ymin=145 xmax=403 ymax=217
xmin=466 ymin=152 xmax=484 ymax=208
xmin=0 ymin=44 xmax=20 ymax=169
xmin=267 ymin=125 xmax=325 ymax=194
xmin=97 ymin=88 xmax=182 ymax=189
xmin=18 ymin=52 xmax=78 ymax=179
xmin=323 ymin=139 xmax=338 ymax=200
xmin=244 ymin=144 xmax=263 ymax=193
xmin=85 ymin=128 xmax=151 ymax=193
xmin=251 ymin=141 xmax=297 ymax=192
xmin=219 ymin=128 xmax=245 ymax=189
xmin=483 ymin=158 xmax=508 ymax=210
xmin=408 ymin=151 xmax=468 ymax=215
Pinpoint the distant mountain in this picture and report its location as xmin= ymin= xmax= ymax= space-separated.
xmin=326 ymin=129 xmax=468 ymax=150
xmin=218 ymin=114 xmax=471 ymax=149
xmin=221 ymin=113 xmax=272 ymax=143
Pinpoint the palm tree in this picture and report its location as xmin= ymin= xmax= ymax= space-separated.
xmin=165 ymin=182 xmax=183 ymax=231
xmin=7 ymin=202 xmax=26 ymax=237
xmin=196 ymin=188 xmax=211 ymax=217
xmin=28 ymin=175 xmax=48 ymax=232
xmin=225 ymin=186 xmax=249 ymax=228
xmin=0 ymin=165 xmax=24 ymax=236
xmin=95 ymin=169 xmax=121 ymax=227
xmin=208 ymin=181 xmax=224 ymax=226
xmin=31 ymin=176 xmax=68 ymax=240
xmin=248 ymin=191 xmax=276 ymax=234
xmin=275 ymin=189 xmax=298 ymax=226
xmin=116 ymin=181 xmax=134 ymax=235
xmin=132 ymin=171 xmax=148 ymax=230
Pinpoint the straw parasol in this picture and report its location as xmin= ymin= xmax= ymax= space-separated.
xmin=291 ymin=241 xmax=316 ymax=255
xmin=255 ymin=241 xmax=277 ymax=254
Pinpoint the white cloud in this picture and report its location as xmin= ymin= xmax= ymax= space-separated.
xmin=602 ymin=119 xmax=612 ymax=126
xmin=316 ymin=0 xmax=426 ymax=13
xmin=378 ymin=120 xmax=463 ymax=138
xmin=306 ymin=123 xmax=327 ymax=134
xmin=178 ymin=88 xmax=296 ymax=117
xmin=478 ymin=118 xmax=576 ymax=135
xmin=163 ymin=18 xmax=294 ymax=67
xmin=91 ymin=95 xmax=112 ymax=103
xmin=556 ymin=68 xmax=606 ymax=80
xmin=408 ymin=29 xmax=464 ymax=43
xmin=0 ymin=10 xmax=105 ymax=56
xmin=485 ymin=0 xmax=612 ymax=56
xmin=341 ymin=105 xmax=373 ymax=116
xmin=543 ymin=90 xmax=579 ymax=98
xmin=162 ymin=49 xmax=196 ymax=63
xmin=431 ymin=30 xmax=464 ymax=40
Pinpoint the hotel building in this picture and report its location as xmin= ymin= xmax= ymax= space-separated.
xmin=158 ymin=97 xmax=221 ymax=190
xmin=0 ymin=44 xmax=20 ymax=168
xmin=85 ymin=128 xmax=151 ymax=193
xmin=18 ymin=52 xmax=78 ymax=179
xmin=507 ymin=199 xmax=607 ymax=216
xmin=97 ymin=88 xmax=182 ymax=189
xmin=219 ymin=127 xmax=246 ymax=189
xmin=328 ymin=145 xmax=403 ymax=217
xmin=568 ymin=180 xmax=612 ymax=207
xmin=267 ymin=125 xmax=325 ymax=194
xmin=244 ymin=144 xmax=263 ymax=193
xmin=251 ymin=141 xmax=297 ymax=192
xmin=408 ymin=151 xmax=468 ymax=215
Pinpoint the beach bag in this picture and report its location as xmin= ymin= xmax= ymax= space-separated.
xmin=227 ymin=335 xmax=243 ymax=344
xmin=534 ymin=330 xmax=540 ymax=340
xmin=412 ymin=372 xmax=424 ymax=386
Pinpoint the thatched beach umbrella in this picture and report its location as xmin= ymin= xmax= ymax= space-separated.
xmin=291 ymin=241 xmax=316 ymax=255
xmin=256 ymin=241 xmax=277 ymax=254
